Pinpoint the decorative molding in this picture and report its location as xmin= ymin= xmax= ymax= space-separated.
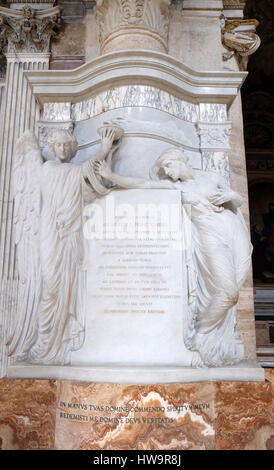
xmin=95 ymin=0 xmax=172 ymax=53
xmin=181 ymin=0 xmax=223 ymax=18
xmin=0 ymin=5 xmax=62 ymax=53
xmin=197 ymin=122 xmax=232 ymax=150
xmin=182 ymin=0 xmax=222 ymax=9
xmin=24 ymin=49 xmax=247 ymax=107
xmin=221 ymin=16 xmax=261 ymax=70
xmin=223 ymin=0 xmax=246 ymax=9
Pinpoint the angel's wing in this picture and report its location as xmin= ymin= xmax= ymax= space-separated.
xmin=7 ymin=131 xmax=43 ymax=361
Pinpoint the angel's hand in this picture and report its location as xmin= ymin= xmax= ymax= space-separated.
xmin=93 ymin=160 xmax=113 ymax=180
xmin=110 ymin=137 xmax=122 ymax=154
xmin=100 ymin=128 xmax=116 ymax=155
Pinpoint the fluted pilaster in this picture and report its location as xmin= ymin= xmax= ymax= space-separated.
xmin=0 ymin=5 xmax=61 ymax=377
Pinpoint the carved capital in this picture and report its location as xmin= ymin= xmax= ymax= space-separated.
xmin=197 ymin=122 xmax=232 ymax=150
xmin=95 ymin=0 xmax=172 ymax=54
xmin=0 ymin=5 xmax=62 ymax=54
xmin=221 ymin=16 xmax=261 ymax=70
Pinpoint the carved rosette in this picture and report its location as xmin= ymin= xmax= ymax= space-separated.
xmin=0 ymin=5 xmax=62 ymax=54
xmin=95 ymin=0 xmax=172 ymax=54
xmin=221 ymin=16 xmax=261 ymax=70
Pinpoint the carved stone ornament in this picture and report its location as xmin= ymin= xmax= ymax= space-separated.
xmin=220 ymin=16 xmax=261 ymax=69
xmin=223 ymin=0 xmax=246 ymax=9
xmin=95 ymin=0 xmax=172 ymax=53
xmin=197 ymin=122 xmax=232 ymax=150
xmin=0 ymin=5 xmax=62 ymax=53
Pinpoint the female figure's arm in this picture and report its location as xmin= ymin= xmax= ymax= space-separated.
xmin=82 ymin=128 xmax=122 ymax=190
xmin=94 ymin=160 xmax=174 ymax=190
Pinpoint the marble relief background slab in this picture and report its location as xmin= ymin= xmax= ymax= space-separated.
xmin=0 ymin=377 xmax=273 ymax=450
xmin=72 ymin=107 xmax=202 ymax=179
xmin=43 ymin=89 xmax=227 ymax=124
xmin=41 ymin=87 xmax=230 ymax=184
xmin=71 ymin=86 xmax=199 ymax=123
xmin=43 ymin=88 xmax=228 ymax=126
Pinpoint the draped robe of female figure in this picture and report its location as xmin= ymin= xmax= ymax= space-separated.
xmin=147 ymin=154 xmax=252 ymax=367
xmin=179 ymin=173 xmax=252 ymax=367
xmin=29 ymin=160 xmax=109 ymax=364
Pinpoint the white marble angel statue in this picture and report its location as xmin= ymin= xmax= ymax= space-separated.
xmin=7 ymin=125 xmax=122 ymax=365
xmin=94 ymin=147 xmax=252 ymax=367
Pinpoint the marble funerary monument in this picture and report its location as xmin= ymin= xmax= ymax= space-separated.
xmin=0 ymin=0 xmax=265 ymax=384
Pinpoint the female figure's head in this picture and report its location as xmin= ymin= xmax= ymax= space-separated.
xmin=48 ymin=129 xmax=78 ymax=163
xmin=150 ymin=147 xmax=193 ymax=182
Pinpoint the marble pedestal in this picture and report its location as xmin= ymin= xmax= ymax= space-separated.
xmin=0 ymin=372 xmax=273 ymax=450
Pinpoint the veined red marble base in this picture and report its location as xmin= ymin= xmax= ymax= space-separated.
xmin=0 ymin=372 xmax=273 ymax=450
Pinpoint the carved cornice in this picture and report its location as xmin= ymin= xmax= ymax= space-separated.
xmin=221 ymin=16 xmax=261 ymax=70
xmin=95 ymin=0 xmax=172 ymax=53
xmin=0 ymin=5 xmax=62 ymax=53
xmin=24 ymin=49 xmax=247 ymax=107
